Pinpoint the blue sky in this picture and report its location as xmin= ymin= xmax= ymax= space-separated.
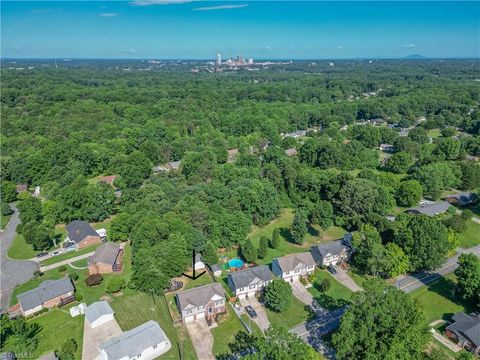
xmin=2 ymin=1 xmax=479 ymax=59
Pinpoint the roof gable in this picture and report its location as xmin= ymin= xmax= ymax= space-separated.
xmin=227 ymin=265 xmax=273 ymax=289
xmin=176 ymin=283 xmax=224 ymax=311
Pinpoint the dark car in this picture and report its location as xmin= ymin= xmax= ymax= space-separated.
xmin=245 ymin=305 xmax=257 ymax=319
xmin=327 ymin=265 xmax=337 ymax=275
xmin=36 ymin=252 xmax=48 ymax=258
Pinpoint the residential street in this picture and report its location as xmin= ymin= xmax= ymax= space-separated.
xmin=0 ymin=204 xmax=38 ymax=313
xmin=395 ymin=245 xmax=480 ymax=293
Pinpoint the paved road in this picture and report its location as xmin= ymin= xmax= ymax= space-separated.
xmin=40 ymin=252 xmax=95 ymax=272
xmin=0 ymin=204 xmax=38 ymax=313
xmin=395 ymin=245 xmax=480 ymax=293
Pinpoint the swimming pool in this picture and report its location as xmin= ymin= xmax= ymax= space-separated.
xmin=227 ymin=258 xmax=244 ymax=269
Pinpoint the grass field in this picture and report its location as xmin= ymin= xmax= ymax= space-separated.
xmin=7 ymin=234 xmax=37 ymax=259
xmin=458 ymin=220 xmax=480 ymax=248
xmin=308 ymin=270 xmax=353 ymax=309
xmin=234 ymin=209 xmax=347 ymax=265
xmin=70 ymin=258 xmax=88 ymax=268
xmin=1 ymin=213 xmax=12 ymax=229
xmin=428 ymin=128 xmax=443 ymax=138
xmin=409 ymin=274 xmax=473 ymax=324
xmin=211 ymin=304 xmax=246 ymax=356
xmin=266 ymin=295 xmax=311 ymax=329
xmin=112 ymin=293 xmax=196 ymax=360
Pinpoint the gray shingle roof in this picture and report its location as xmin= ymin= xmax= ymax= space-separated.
xmin=100 ymin=321 xmax=167 ymax=359
xmin=176 ymin=283 xmax=224 ymax=311
xmin=88 ymin=242 xmax=121 ymax=266
xmin=311 ymin=240 xmax=349 ymax=258
xmin=407 ymin=201 xmax=450 ymax=216
xmin=85 ymin=301 xmax=114 ymax=324
xmin=18 ymin=278 xmax=74 ymax=311
xmin=273 ymin=252 xmax=316 ymax=273
xmin=228 ymin=265 xmax=273 ymax=290
xmin=66 ymin=220 xmax=98 ymax=244
xmin=446 ymin=312 xmax=480 ymax=347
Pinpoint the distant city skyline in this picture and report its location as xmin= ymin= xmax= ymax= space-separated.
xmin=1 ymin=1 xmax=479 ymax=59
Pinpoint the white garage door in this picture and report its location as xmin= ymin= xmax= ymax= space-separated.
xmin=184 ymin=315 xmax=194 ymax=323
xmin=196 ymin=312 xmax=205 ymax=320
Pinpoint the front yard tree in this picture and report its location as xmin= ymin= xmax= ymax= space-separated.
xmin=241 ymin=238 xmax=257 ymax=263
xmin=332 ymin=279 xmax=429 ymax=360
xmin=393 ymin=215 xmax=449 ymax=271
xmin=258 ymin=236 xmax=268 ymax=259
xmin=270 ymin=228 xmax=280 ymax=249
xmin=264 ymin=279 xmax=292 ymax=312
xmin=395 ymin=180 xmax=423 ymax=207
xmin=382 ymin=242 xmax=410 ymax=277
xmin=291 ymin=209 xmax=308 ymax=244
xmin=455 ymin=254 xmax=480 ymax=304
xmin=352 ymin=225 xmax=385 ymax=276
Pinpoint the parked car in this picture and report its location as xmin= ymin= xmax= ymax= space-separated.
xmin=36 ymin=252 xmax=48 ymax=258
xmin=51 ymin=250 xmax=62 ymax=257
xmin=327 ymin=265 xmax=337 ymax=275
xmin=245 ymin=305 xmax=257 ymax=319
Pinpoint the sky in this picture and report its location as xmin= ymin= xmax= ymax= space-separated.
xmin=1 ymin=1 xmax=479 ymax=59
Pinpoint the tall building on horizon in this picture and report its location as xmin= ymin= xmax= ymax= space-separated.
xmin=217 ymin=53 xmax=221 ymax=65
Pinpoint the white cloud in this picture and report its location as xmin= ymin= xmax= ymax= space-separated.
xmin=403 ymin=44 xmax=416 ymax=49
xmin=130 ymin=0 xmax=192 ymax=6
xmin=193 ymin=4 xmax=249 ymax=11
xmin=98 ymin=13 xmax=119 ymax=17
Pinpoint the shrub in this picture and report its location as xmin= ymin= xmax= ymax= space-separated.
xmin=1 ymin=202 xmax=13 ymax=216
xmin=443 ymin=215 xmax=467 ymax=233
xmin=33 ymin=270 xmax=43 ymax=278
xmin=461 ymin=209 xmax=473 ymax=220
xmin=58 ymin=265 xmax=68 ymax=273
xmin=264 ymin=279 xmax=293 ymax=312
xmin=270 ymin=228 xmax=280 ymax=249
xmin=320 ymin=278 xmax=331 ymax=292
xmin=258 ymin=236 xmax=268 ymax=259
xmin=105 ymin=276 xmax=126 ymax=293
xmin=75 ymin=293 xmax=83 ymax=302
xmin=447 ymin=206 xmax=457 ymax=215
xmin=85 ymin=274 xmax=103 ymax=287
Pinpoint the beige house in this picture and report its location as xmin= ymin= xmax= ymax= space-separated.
xmin=272 ymin=252 xmax=316 ymax=281
xmin=88 ymin=242 xmax=123 ymax=275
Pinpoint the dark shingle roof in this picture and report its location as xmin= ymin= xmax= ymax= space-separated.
xmin=228 ymin=265 xmax=273 ymax=289
xmin=17 ymin=278 xmax=74 ymax=311
xmin=446 ymin=312 xmax=480 ymax=347
xmin=88 ymin=242 xmax=121 ymax=266
xmin=176 ymin=283 xmax=224 ymax=311
xmin=66 ymin=220 xmax=98 ymax=244
xmin=311 ymin=240 xmax=349 ymax=257
xmin=445 ymin=192 xmax=477 ymax=205
xmin=100 ymin=321 xmax=167 ymax=359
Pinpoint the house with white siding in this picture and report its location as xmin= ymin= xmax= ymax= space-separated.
xmin=272 ymin=252 xmax=316 ymax=281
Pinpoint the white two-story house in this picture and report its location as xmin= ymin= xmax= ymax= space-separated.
xmin=310 ymin=233 xmax=353 ymax=267
xmin=176 ymin=283 xmax=226 ymax=323
xmin=272 ymin=252 xmax=316 ymax=281
xmin=227 ymin=265 xmax=273 ymax=299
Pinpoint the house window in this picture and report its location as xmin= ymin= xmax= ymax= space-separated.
xmin=186 ymin=309 xmax=192 ymax=314
xmin=249 ymin=284 xmax=256 ymax=289
xmin=215 ymin=300 xmax=224 ymax=306
xmin=294 ymin=269 xmax=300 ymax=273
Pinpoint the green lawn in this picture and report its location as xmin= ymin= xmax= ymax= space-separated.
xmin=7 ymin=234 xmax=38 ymax=259
xmin=28 ymin=308 xmax=84 ymax=359
xmin=211 ymin=304 xmax=246 ymax=356
xmin=409 ymin=274 xmax=473 ymax=325
xmin=266 ymin=296 xmax=311 ymax=329
xmin=233 ymin=209 xmax=347 ymax=265
xmin=112 ymin=292 xmax=196 ymax=360
xmin=70 ymin=258 xmax=88 ymax=268
xmin=458 ymin=220 xmax=480 ymax=248
xmin=428 ymin=128 xmax=442 ymax=138
xmin=1 ymin=213 xmax=12 ymax=229
xmin=308 ymin=270 xmax=353 ymax=309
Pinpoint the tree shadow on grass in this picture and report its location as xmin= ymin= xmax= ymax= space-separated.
xmin=279 ymin=227 xmax=296 ymax=244
xmin=307 ymin=225 xmax=320 ymax=238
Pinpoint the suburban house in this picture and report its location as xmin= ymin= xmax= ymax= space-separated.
xmin=88 ymin=242 xmax=123 ymax=275
xmin=176 ymin=283 xmax=226 ymax=323
xmin=406 ymin=201 xmax=451 ymax=217
xmin=311 ymin=234 xmax=353 ymax=267
xmin=17 ymin=277 xmax=75 ymax=316
xmin=445 ymin=192 xmax=477 ymax=206
xmin=98 ymin=175 xmax=117 ymax=186
xmin=272 ymin=252 xmax=316 ymax=281
xmin=445 ymin=312 xmax=480 ymax=355
xmin=99 ymin=320 xmax=171 ymax=360
xmin=66 ymin=220 xmax=102 ymax=250
xmin=227 ymin=265 xmax=273 ymax=299
xmin=85 ymin=301 xmax=115 ymax=328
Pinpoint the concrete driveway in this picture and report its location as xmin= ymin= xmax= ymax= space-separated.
xmin=240 ymin=297 xmax=270 ymax=332
xmin=330 ymin=267 xmax=363 ymax=292
xmin=0 ymin=204 xmax=38 ymax=312
xmin=185 ymin=318 xmax=215 ymax=360
xmin=290 ymin=279 xmax=316 ymax=308
xmin=82 ymin=317 xmax=122 ymax=360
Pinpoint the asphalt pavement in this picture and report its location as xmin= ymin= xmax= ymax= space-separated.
xmin=0 ymin=204 xmax=38 ymax=313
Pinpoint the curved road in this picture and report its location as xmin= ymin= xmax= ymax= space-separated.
xmin=0 ymin=204 xmax=38 ymax=313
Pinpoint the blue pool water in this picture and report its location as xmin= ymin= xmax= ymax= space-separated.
xmin=228 ymin=258 xmax=244 ymax=269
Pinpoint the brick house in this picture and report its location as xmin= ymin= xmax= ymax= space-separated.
xmin=88 ymin=242 xmax=123 ymax=275
xmin=17 ymin=278 xmax=75 ymax=316
xmin=445 ymin=312 xmax=480 ymax=355
xmin=66 ymin=220 xmax=102 ymax=250
xmin=176 ymin=283 xmax=226 ymax=323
